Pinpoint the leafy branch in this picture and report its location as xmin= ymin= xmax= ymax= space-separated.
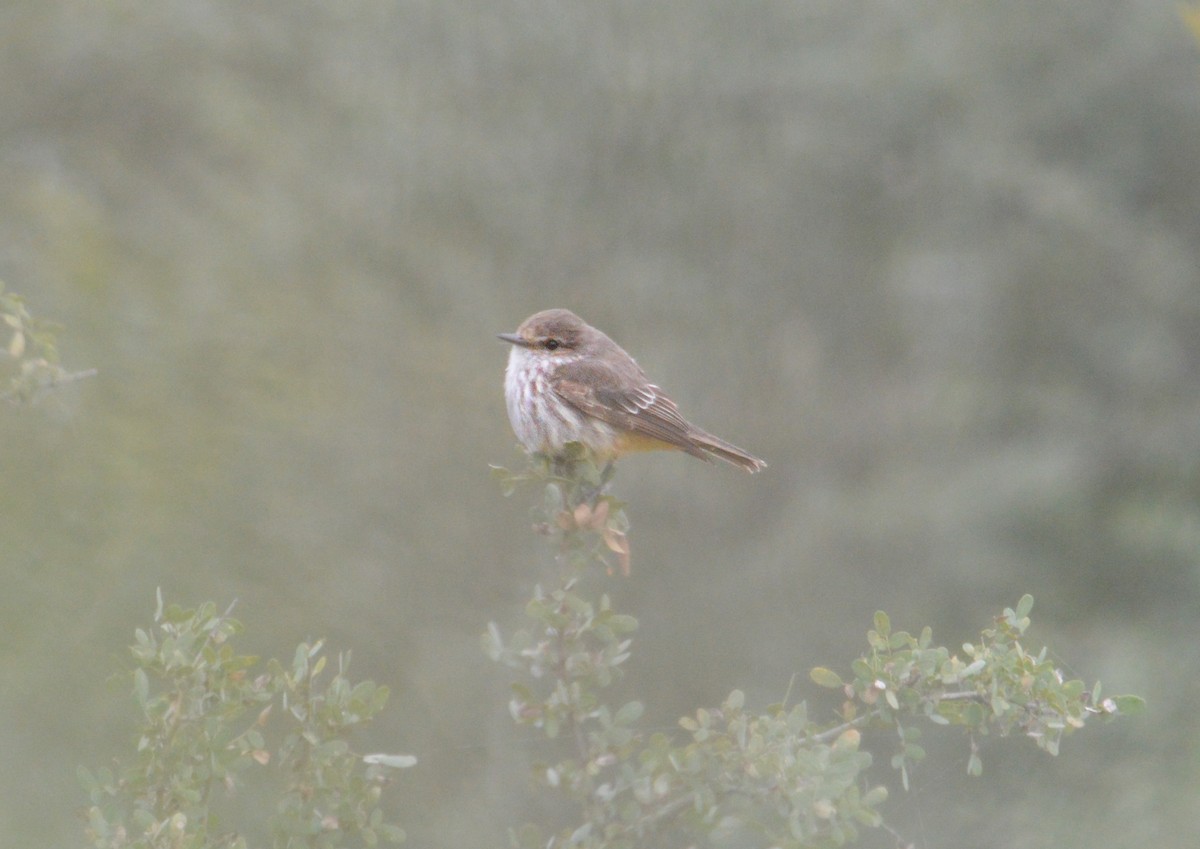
xmin=80 ymin=592 xmax=413 ymax=849
xmin=0 ymin=281 xmax=96 ymax=404
xmin=487 ymin=449 xmax=1144 ymax=848
xmin=808 ymin=596 xmax=1141 ymax=788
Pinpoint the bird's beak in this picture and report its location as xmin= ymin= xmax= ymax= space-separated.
xmin=497 ymin=332 xmax=529 ymax=347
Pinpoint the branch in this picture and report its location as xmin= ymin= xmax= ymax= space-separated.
xmin=490 ymin=458 xmax=1145 ymax=849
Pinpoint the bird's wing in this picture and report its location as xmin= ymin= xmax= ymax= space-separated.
xmin=551 ymin=360 xmax=710 ymax=459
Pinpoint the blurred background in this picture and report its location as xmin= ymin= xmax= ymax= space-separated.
xmin=2 ymin=2 xmax=1198 ymax=846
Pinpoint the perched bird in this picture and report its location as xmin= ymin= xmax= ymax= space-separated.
xmin=499 ymin=309 xmax=766 ymax=473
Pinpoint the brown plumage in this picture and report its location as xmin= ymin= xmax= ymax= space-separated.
xmin=500 ymin=309 xmax=766 ymax=473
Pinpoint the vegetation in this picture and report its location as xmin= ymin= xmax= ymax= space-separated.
xmin=488 ymin=450 xmax=1143 ymax=848
xmin=78 ymin=446 xmax=1142 ymax=849
xmin=0 ymin=280 xmax=94 ymax=404
xmin=79 ymin=592 xmax=412 ymax=849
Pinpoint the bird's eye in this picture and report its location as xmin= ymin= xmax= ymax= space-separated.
xmin=544 ymin=338 xmax=560 ymax=351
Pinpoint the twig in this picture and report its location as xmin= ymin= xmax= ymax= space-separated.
xmin=808 ymin=711 xmax=875 ymax=744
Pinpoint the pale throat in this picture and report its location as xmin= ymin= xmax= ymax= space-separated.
xmin=505 ymin=347 xmax=584 ymax=384
xmin=504 ymin=347 xmax=615 ymax=454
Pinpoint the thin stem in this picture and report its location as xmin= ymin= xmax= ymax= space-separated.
xmin=937 ymin=690 xmax=985 ymax=701
xmin=807 ymin=710 xmax=875 ymax=744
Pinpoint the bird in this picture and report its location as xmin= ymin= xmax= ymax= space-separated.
xmin=499 ymin=309 xmax=766 ymax=473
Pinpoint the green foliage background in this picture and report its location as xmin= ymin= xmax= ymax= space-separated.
xmin=0 ymin=2 xmax=1196 ymax=846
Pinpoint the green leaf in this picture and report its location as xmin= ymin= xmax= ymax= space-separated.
xmin=133 ymin=668 xmax=149 ymax=708
xmin=862 ymin=785 xmax=888 ymax=807
xmin=542 ymin=483 xmax=563 ymax=516
xmin=810 ymin=667 xmax=843 ymax=688
xmin=960 ymin=659 xmax=986 ymax=678
xmin=605 ymin=613 xmax=639 ymax=633
xmin=1112 ymin=694 xmax=1146 ymax=716
xmin=851 ymin=658 xmax=874 ymax=680
xmin=873 ymin=610 xmax=891 ymax=638
xmin=614 ymin=701 xmax=644 ymax=726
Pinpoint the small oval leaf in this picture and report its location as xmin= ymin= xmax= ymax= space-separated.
xmin=810 ymin=667 xmax=843 ymax=688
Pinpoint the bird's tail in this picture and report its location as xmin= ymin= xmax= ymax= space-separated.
xmin=688 ymin=429 xmax=768 ymax=473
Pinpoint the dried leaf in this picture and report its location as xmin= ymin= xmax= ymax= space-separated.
xmin=603 ymin=529 xmax=632 ymax=575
